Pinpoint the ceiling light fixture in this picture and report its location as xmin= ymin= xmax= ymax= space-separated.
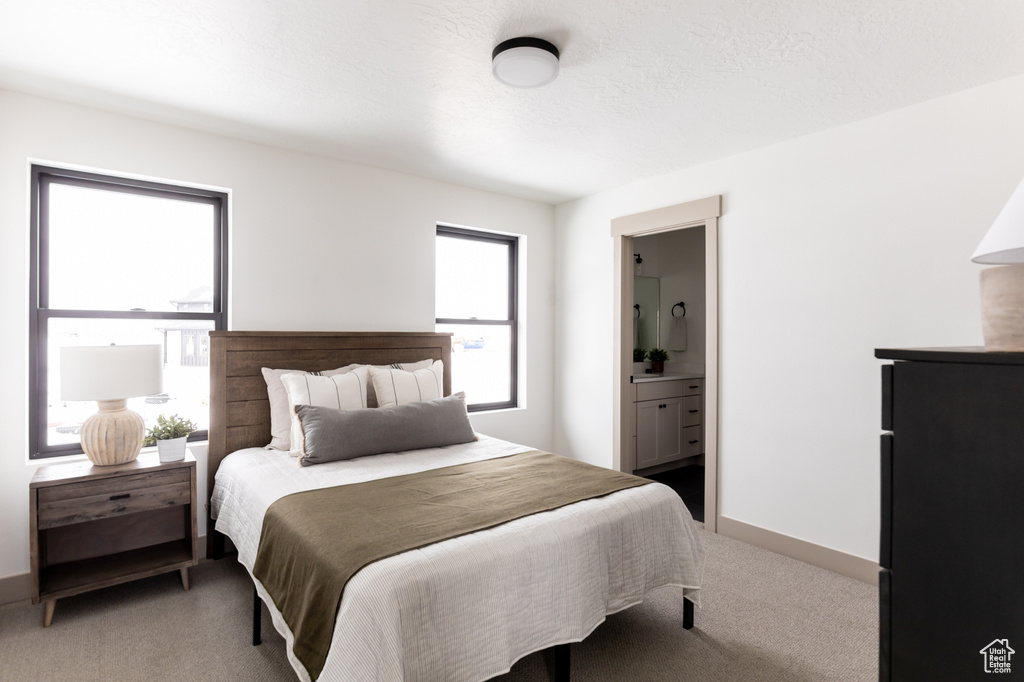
xmin=492 ymin=37 xmax=560 ymax=88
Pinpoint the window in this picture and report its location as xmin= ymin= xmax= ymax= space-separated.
xmin=29 ymin=166 xmax=228 ymax=459
xmin=435 ymin=225 xmax=518 ymax=411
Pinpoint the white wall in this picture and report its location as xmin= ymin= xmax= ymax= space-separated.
xmin=555 ymin=73 xmax=1024 ymax=561
xmin=0 ymin=90 xmax=555 ymax=582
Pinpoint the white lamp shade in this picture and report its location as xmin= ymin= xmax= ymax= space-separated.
xmin=60 ymin=344 xmax=163 ymax=401
xmin=973 ymin=177 xmax=1024 ymax=264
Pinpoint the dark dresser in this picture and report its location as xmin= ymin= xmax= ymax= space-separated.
xmin=876 ymin=348 xmax=1024 ymax=681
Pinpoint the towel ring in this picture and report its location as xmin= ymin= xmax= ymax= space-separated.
xmin=634 ymin=303 xmax=640 ymax=319
xmin=671 ymin=302 xmax=686 ymax=318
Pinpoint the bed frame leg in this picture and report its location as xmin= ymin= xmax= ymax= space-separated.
xmin=253 ymin=585 xmax=262 ymax=646
xmin=553 ymin=643 xmax=570 ymax=682
xmin=683 ymin=598 xmax=694 ymax=630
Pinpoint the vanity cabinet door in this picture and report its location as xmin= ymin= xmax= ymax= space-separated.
xmin=636 ymin=397 xmax=683 ymax=469
xmin=655 ymin=397 xmax=684 ymax=463
xmin=635 ymin=400 xmax=660 ymax=469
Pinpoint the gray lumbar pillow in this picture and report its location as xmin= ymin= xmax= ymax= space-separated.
xmin=295 ymin=392 xmax=477 ymax=466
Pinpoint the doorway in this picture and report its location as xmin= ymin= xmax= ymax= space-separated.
xmin=610 ymin=196 xmax=721 ymax=532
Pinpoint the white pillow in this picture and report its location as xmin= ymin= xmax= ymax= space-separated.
xmin=366 ymin=358 xmax=435 ymax=407
xmin=261 ymin=365 xmax=361 ymax=451
xmin=280 ymin=367 xmax=369 ymax=458
xmin=368 ymin=360 xmax=444 ymax=407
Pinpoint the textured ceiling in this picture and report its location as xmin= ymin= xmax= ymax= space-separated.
xmin=2 ymin=1 xmax=1024 ymax=203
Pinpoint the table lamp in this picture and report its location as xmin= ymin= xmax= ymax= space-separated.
xmin=973 ymin=178 xmax=1024 ymax=351
xmin=60 ymin=344 xmax=163 ymax=466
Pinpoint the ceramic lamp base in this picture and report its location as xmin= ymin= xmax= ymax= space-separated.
xmin=980 ymin=264 xmax=1024 ymax=352
xmin=80 ymin=399 xmax=145 ymax=466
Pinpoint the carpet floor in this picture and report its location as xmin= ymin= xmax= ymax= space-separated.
xmin=0 ymin=526 xmax=877 ymax=681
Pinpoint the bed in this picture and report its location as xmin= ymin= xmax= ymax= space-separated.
xmin=206 ymin=331 xmax=705 ymax=682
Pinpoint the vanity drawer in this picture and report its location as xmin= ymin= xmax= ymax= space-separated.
xmin=682 ymin=426 xmax=703 ymax=457
xmin=36 ymin=468 xmax=191 ymax=530
xmin=682 ymin=395 xmax=702 ymax=427
xmin=682 ymin=379 xmax=703 ymax=396
xmin=637 ymin=380 xmax=684 ymax=402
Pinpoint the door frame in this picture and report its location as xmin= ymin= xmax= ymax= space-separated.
xmin=611 ymin=196 xmax=721 ymax=532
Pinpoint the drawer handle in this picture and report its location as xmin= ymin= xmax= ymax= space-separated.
xmin=658 ymin=404 xmax=667 ymax=409
xmin=109 ymin=493 xmax=131 ymax=501
xmin=688 ymin=409 xmax=699 ymax=413
xmin=688 ymin=440 xmax=699 ymax=444
xmin=689 ymin=385 xmax=700 ymax=389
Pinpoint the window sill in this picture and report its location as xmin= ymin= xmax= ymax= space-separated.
xmin=25 ymin=452 xmax=91 ymax=467
xmin=26 ymin=441 xmax=210 ymax=467
xmin=467 ymin=405 xmax=524 ymax=416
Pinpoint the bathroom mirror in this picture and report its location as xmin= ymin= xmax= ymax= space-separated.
xmin=633 ymin=276 xmax=659 ymax=351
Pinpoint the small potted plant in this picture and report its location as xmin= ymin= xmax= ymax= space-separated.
xmin=633 ymin=348 xmax=647 ymax=363
xmin=646 ymin=348 xmax=669 ymax=374
xmin=143 ymin=414 xmax=197 ymax=462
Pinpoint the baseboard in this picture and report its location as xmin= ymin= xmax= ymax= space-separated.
xmin=0 ymin=572 xmax=31 ymax=605
xmin=0 ymin=534 xmax=209 ymax=606
xmin=717 ymin=516 xmax=879 ymax=586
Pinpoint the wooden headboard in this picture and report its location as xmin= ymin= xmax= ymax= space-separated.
xmin=207 ymin=331 xmax=452 ymax=555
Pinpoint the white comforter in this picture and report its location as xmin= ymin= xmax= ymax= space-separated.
xmin=210 ymin=435 xmax=704 ymax=682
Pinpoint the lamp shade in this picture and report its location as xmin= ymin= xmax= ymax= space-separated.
xmin=60 ymin=345 xmax=163 ymax=401
xmin=972 ymin=177 xmax=1024 ymax=264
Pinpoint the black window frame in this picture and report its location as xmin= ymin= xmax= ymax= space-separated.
xmin=29 ymin=165 xmax=228 ymax=460
xmin=435 ymin=225 xmax=518 ymax=412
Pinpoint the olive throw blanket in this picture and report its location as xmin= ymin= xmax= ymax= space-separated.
xmin=252 ymin=450 xmax=653 ymax=680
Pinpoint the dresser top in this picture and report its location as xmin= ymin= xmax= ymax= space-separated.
xmin=875 ymin=347 xmax=1024 ymax=366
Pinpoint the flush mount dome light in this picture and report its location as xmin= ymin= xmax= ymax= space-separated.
xmin=492 ymin=37 xmax=560 ymax=88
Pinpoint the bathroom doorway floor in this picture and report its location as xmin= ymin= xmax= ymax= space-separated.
xmin=646 ymin=465 xmax=704 ymax=523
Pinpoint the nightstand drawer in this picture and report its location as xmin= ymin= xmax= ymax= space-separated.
xmin=36 ymin=469 xmax=190 ymax=530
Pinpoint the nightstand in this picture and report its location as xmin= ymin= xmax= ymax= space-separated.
xmin=30 ymin=451 xmax=198 ymax=627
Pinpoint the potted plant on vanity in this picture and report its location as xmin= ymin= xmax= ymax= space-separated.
xmin=143 ymin=414 xmax=197 ymax=462
xmin=646 ymin=348 xmax=669 ymax=374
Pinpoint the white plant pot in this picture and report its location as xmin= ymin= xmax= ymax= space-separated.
xmin=157 ymin=436 xmax=188 ymax=462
